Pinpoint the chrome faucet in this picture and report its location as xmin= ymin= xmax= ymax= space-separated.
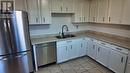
xmin=61 ymin=25 xmax=69 ymax=37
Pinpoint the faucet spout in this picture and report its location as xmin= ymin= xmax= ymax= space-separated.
xmin=61 ymin=25 xmax=69 ymax=37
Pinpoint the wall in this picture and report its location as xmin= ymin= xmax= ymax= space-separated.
xmin=29 ymin=14 xmax=130 ymax=38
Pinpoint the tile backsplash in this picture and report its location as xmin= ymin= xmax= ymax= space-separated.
xmin=29 ymin=14 xmax=130 ymax=38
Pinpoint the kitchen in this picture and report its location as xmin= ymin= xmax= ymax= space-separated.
xmin=0 ymin=0 xmax=130 ymax=73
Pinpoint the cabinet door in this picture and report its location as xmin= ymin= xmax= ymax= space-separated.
xmin=82 ymin=0 xmax=89 ymax=22
xmin=15 ymin=0 xmax=27 ymax=11
xmin=108 ymin=0 xmax=123 ymax=24
xmin=27 ymin=0 xmax=41 ymax=24
xmin=97 ymin=0 xmax=109 ymax=23
xmin=79 ymin=40 xmax=87 ymax=57
xmin=96 ymin=45 xmax=110 ymax=67
xmin=121 ymin=0 xmax=130 ymax=25
xmin=40 ymin=0 xmax=51 ymax=24
xmin=72 ymin=0 xmax=82 ymax=22
xmin=51 ymin=0 xmax=63 ymax=13
xmin=108 ymin=49 xmax=127 ymax=73
xmin=36 ymin=45 xmax=48 ymax=66
xmin=57 ymin=46 xmax=68 ymax=63
xmin=89 ymin=0 xmax=98 ymax=22
xmin=62 ymin=0 xmax=74 ymax=13
xmin=87 ymin=40 xmax=97 ymax=59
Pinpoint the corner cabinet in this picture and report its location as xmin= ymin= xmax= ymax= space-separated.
xmin=108 ymin=49 xmax=127 ymax=73
xmin=26 ymin=0 xmax=51 ymax=25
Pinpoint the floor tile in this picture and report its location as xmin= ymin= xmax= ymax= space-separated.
xmin=35 ymin=57 xmax=114 ymax=73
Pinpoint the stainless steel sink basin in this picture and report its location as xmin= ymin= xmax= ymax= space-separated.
xmin=56 ymin=34 xmax=76 ymax=39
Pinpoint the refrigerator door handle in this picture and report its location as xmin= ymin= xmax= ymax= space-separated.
xmin=0 ymin=57 xmax=8 ymax=61
xmin=15 ymin=53 xmax=27 ymax=58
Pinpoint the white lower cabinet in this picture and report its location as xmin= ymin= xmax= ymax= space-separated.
xmin=78 ymin=39 xmax=87 ymax=57
xmin=87 ymin=39 xmax=97 ymax=60
xmin=86 ymin=38 xmax=129 ymax=73
xmin=108 ymin=49 xmax=127 ymax=73
xmin=96 ymin=44 xmax=110 ymax=67
xmin=56 ymin=38 xmax=87 ymax=63
xmin=57 ymin=45 xmax=68 ymax=63
xmin=57 ymin=37 xmax=128 ymax=73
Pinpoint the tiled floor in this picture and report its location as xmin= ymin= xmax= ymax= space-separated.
xmin=35 ymin=57 xmax=114 ymax=73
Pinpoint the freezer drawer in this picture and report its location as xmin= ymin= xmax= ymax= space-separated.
xmin=0 ymin=51 xmax=33 ymax=73
xmin=35 ymin=42 xmax=56 ymax=66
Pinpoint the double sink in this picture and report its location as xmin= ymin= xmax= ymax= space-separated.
xmin=56 ymin=34 xmax=76 ymax=39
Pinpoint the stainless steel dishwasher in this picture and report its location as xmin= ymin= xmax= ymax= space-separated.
xmin=35 ymin=42 xmax=56 ymax=67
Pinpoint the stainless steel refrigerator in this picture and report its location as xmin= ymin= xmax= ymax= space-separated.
xmin=0 ymin=11 xmax=33 ymax=73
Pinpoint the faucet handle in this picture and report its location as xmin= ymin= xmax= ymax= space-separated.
xmin=59 ymin=32 xmax=62 ymax=36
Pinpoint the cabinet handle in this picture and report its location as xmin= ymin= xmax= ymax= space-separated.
xmin=43 ymin=17 xmax=45 ymax=23
xmin=61 ymin=6 xmax=62 ymax=11
xmin=36 ymin=18 xmax=38 ymax=23
xmin=98 ymin=47 xmax=100 ymax=52
xmin=93 ymin=17 xmax=95 ymax=22
xmin=66 ymin=46 xmax=67 ymax=51
xmin=109 ymin=17 xmax=111 ymax=22
xmin=81 ymin=43 xmax=83 ymax=48
xmin=103 ymin=17 xmax=105 ymax=22
xmin=84 ymin=17 xmax=85 ymax=21
xmin=71 ymin=45 xmax=72 ymax=49
xmin=66 ymin=7 xmax=68 ymax=12
xmin=80 ymin=17 xmax=82 ymax=21
xmin=121 ymin=57 xmax=124 ymax=63
xmin=67 ymin=40 xmax=72 ymax=43
xmin=93 ymin=45 xmax=95 ymax=49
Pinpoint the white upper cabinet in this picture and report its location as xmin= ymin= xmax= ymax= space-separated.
xmin=89 ymin=0 xmax=98 ymax=22
xmin=27 ymin=0 xmax=51 ymax=25
xmin=108 ymin=0 xmax=123 ymax=24
xmin=72 ymin=0 xmax=82 ymax=23
xmin=27 ymin=0 xmax=40 ymax=24
xmin=62 ymin=0 xmax=74 ymax=13
xmin=40 ymin=0 xmax=51 ymax=24
xmin=15 ymin=0 xmax=27 ymax=11
xmin=97 ymin=0 xmax=109 ymax=23
xmin=121 ymin=0 xmax=130 ymax=25
xmin=72 ymin=0 xmax=89 ymax=23
xmin=51 ymin=0 xmax=62 ymax=13
xmin=81 ymin=0 xmax=90 ymax=22
xmin=51 ymin=0 xmax=74 ymax=13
